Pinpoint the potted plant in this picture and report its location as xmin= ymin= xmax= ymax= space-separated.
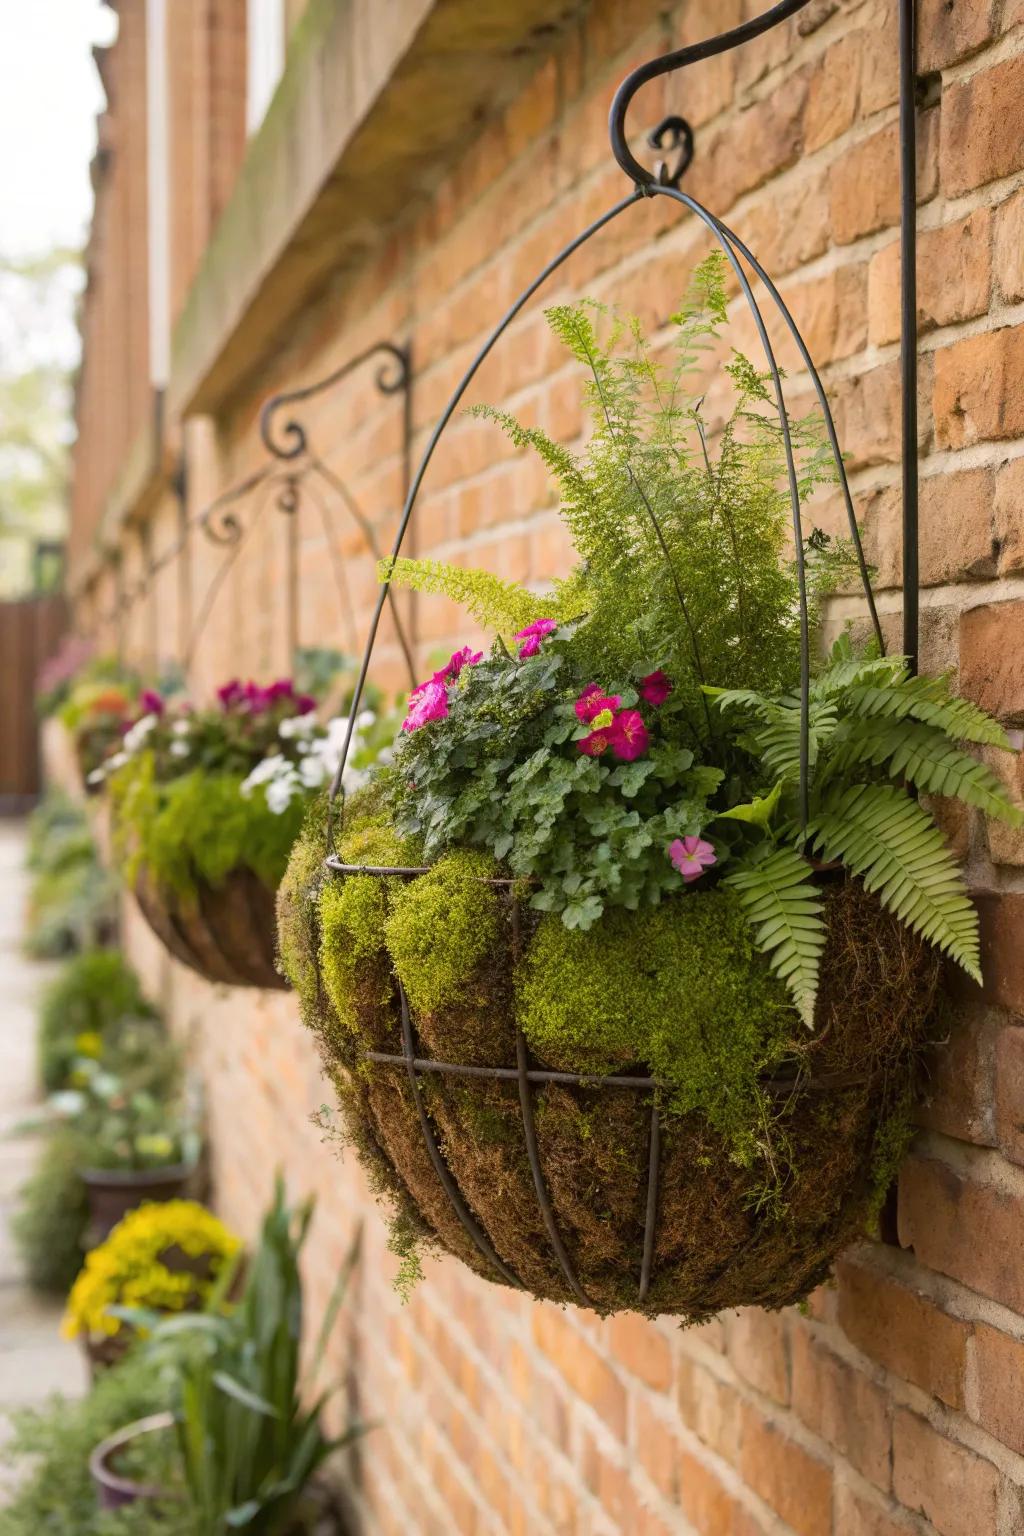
xmin=52 ymin=1019 xmax=202 ymax=1239
xmin=278 ymin=258 xmax=1023 ymax=1318
xmin=97 ymin=678 xmax=384 ymax=990
xmin=58 ymin=675 xmax=139 ymax=791
xmin=63 ymin=1198 xmax=240 ymax=1375
xmin=90 ymin=1183 xmax=361 ymax=1533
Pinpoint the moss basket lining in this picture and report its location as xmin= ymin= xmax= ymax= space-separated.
xmin=134 ymin=866 xmax=286 ymax=990
xmin=279 ymin=824 xmax=940 ymax=1318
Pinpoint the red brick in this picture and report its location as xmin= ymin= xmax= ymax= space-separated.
xmin=892 ymin=1409 xmax=1000 ymax=1536
xmin=967 ymin=892 xmax=1024 ymax=1014
xmin=941 ymin=55 xmax=1024 ymax=197
xmin=994 ymin=189 xmax=1024 ymax=303
xmin=676 ymin=1450 xmax=750 ymax=1535
xmin=830 ymin=124 xmax=900 ymax=246
xmin=739 ymin=1405 xmax=832 ymax=1536
xmin=898 ymin=1153 xmax=1024 ymax=1312
xmin=790 ymin=1325 xmax=890 ymax=1489
xmin=532 ymin=1305 xmax=627 ymax=1439
xmin=917 ymin=1008 xmax=996 ymax=1147
xmin=960 ymin=601 xmax=1024 ymax=725
xmin=607 ymin=1313 xmax=673 ymax=1392
xmin=832 ymin=360 xmax=901 ymax=470
xmin=982 ymin=745 xmax=1024 ymax=868
xmin=837 ymin=1258 xmax=971 ymax=1409
xmin=934 ymin=330 xmax=1024 ymax=451
xmin=677 ymin=1354 xmax=741 ymax=1464
xmin=833 ymin=1480 xmax=920 ymax=1536
xmin=994 ymin=457 xmax=1024 ymax=576
xmin=970 ymin=1322 xmax=1024 ymax=1455
xmin=635 ymin=1400 xmax=683 ymax=1501
xmin=867 ymin=211 xmax=992 ymax=347
xmin=917 ymin=0 xmax=998 ymax=70
xmin=725 ymin=1308 xmax=790 ymax=1405
xmin=802 ymin=31 xmax=860 ymax=152
xmin=919 ymin=468 xmax=997 ymax=585
xmin=995 ymin=1025 xmax=1024 ymax=1165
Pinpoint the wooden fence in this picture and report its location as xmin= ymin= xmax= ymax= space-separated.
xmin=0 ymin=596 xmax=66 ymax=811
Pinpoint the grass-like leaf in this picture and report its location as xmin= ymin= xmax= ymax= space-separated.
xmin=724 ymin=845 xmax=825 ymax=1026
xmin=807 ymin=783 xmax=981 ymax=980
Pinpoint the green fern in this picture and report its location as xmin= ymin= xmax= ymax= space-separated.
xmin=724 ymin=845 xmax=825 ymax=1027
xmin=847 ymin=671 xmax=1011 ymax=748
xmin=377 ymin=558 xmax=560 ymax=639
xmin=828 ymin=718 xmax=1024 ymax=823
xmin=806 ymin=783 xmax=981 ymax=980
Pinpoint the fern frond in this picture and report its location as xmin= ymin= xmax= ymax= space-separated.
xmin=724 ymin=845 xmax=825 ymax=1026
xmin=378 ymin=558 xmax=553 ymax=638
xmin=806 ymin=783 xmax=981 ymax=980
xmin=829 ymin=720 xmax=1024 ymax=824
xmin=847 ymin=673 xmax=1010 ymax=748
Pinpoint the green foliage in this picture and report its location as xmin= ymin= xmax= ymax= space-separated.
xmin=112 ymin=753 xmax=304 ymax=900
xmin=385 ymin=639 xmax=722 ymax=929
xmin=11 ymin=1127 xmax=88 ymax=1293
xmin=38 ymin=948 xmax=157 ymax=1092
xmin=0 ymin=1346 xmax=170 ymax=1536
xmin=515 ymin=889 xmax=795 ymax=1170
xmin=130 ymin=1180 xmax=363 ymax=1535
xmin=61 ymin=1018 xmax=193 ymax=1174
xmin=378 ymin=557 xmax=562 ymax=639
xmin=385 ymin=850 xmax=501 ymax=1015
xmin=710 ymin=636 xmax=1020 ymax=1005
xmin=23 ymin=791 xmax=117 ymax=957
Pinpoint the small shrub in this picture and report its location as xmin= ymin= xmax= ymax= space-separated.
xmin=38 ymin=950 xmax=156 ymax=1093
xmin=10 ymin=1128 xmax=89 ymax=1294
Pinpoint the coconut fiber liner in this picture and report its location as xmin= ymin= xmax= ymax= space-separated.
xmin=280 ymin=860 xmax=940 ymax=1319
xmin=135 ymin=866 xmax=286 ymax=991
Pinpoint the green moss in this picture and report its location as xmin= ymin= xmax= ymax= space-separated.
xmin=112 ymin=753 xmax=303 ymax=901
xmin=319 ymin=875 xmax=392 ymax=1032
xmin=865 ymin=1087 xmax=916 ymax=1231
xmin=516 ymin=888 xmax=796 ymax=1167
xmin=384 ymin=849 xmax=501 ymax=1018
xmin=276 ymin=796 xmax=329 ymax=1017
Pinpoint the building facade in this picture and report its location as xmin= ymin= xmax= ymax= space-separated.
xmin=70 ymin=1 xmax=1024 ymax=1531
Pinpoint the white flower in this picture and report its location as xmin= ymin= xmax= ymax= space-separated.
xmin=123 ymin=713 xmax=158 ymax=754
xmin=266 ymin=776 xmax=299 ymax=814
xmin=169 ymin=740 xmax=190 ymax=758
xmin=279 ymin=712 xmax=318 ymax=740
xmin=298 ymin=755 xmax=328 ymax=789
xmin=171 ymin=718 xmax=191 ymax=737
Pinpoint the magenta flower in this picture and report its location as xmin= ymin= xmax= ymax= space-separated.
xmin=296 ymin=693 xmax=317 ymax=714
xmin=640 ymin=670 xmax=673 ymax=707
xmin=609 ymin=709 xmax=649 ymax=761
xmin=402 ymin=679 xmax=449 ymax=732
xmin=140 ymin=689 xmax=164 ymax=716
xmin=437 ymin=646 xmax=483 ymax=684
xmin=669 ymin=836 xmax=717 ymax=883
xmin=217 ymin=679 xmax=243 ymax=709
xmin=578 ymin=726 xmax=614 ymax=757
xmin=575 ymin=684 xmax=622 ymax=724
xmin=515 ymin=618 xmax=557 ymax=659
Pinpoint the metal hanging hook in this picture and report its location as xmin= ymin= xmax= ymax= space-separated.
xmin=608 ymin=0 xmax=813 ymax=187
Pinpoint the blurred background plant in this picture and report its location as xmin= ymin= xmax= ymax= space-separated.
xmin=23 ymin=789 xmax=117 ymax=957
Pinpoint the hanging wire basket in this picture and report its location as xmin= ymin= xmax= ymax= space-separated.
xmin=279 ymin=0 xmax=940 ymax=1314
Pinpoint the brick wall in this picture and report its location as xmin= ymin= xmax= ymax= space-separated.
xmin=72 ymin=1 xmax=1024 ymax=1531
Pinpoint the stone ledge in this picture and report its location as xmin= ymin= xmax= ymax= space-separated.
xmin=169 ymin=0 xmax=586 ymax=420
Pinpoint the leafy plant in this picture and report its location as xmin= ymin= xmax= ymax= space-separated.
xmin=63 ymin=1200 xmax=240 ymax=1343
xmin=710 ymin=635 xmax=1022 ymax=1020
xmin=11 ymin=1126 xmax=89 ymax=1293
xmin=38 ymin=949 xmax=158 ymax=1093
xmin=0 ymin=1346 xmax=174 ymax=1536
xmin=125 ymin=1180 xmax=363 ymax=1534
xmin=23 ymin=791 xmax=117 ymax=957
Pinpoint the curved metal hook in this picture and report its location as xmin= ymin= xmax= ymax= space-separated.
xmin=259 ymin=340 xmax=411 ymax=461
xmin=608 ymin=0 xmax=813 ymax=187
xmin=198 ymin=467 xmax=270 ymax=546
xmin=648 ymin=116 xmax=694 ymax=189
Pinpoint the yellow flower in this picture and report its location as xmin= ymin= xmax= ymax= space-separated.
xmin=62 ymin=1200 xmax=240 ymax=1341
xmin=73 ymin=1031 xmax=103 ymax=1059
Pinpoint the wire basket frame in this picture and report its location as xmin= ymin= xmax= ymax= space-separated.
xmin=320 ymin=0 xmax=922 ymax=1305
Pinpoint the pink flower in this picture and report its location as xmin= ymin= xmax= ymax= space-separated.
xmin=140 ymin=689 xmax=164 ymax=716
xmin=575 ymin=684 xmax=622 ymax=724
xmin=578 ymin=727 xmax=614 ymax=757
xmin=668 ymin=836 xmax=717 ymax=884
xmin=437 ymin=646 xmax=483 ymax=684
xmin=402 ymin=679 xmax=449 ymax=732
xmin=217 ymin=679 xmax=243 ymax=709
xmin=608 ymin=709 xmax=649 ymax=761
xmin=514 ymin=618 xmax=557 ymax=659
xmin=640 ymin=670 xmax=673 ymax=706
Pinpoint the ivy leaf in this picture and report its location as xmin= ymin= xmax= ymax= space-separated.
xmin=562 ymin=895 xmax=604 ymax=930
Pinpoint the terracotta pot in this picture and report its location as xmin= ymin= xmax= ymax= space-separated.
xmin=89 ymin=1411 xmax=176 ymax=1510
xmin=134 ymin=864 xmax=288 ymax=990
xmin=82 ymin=1160 xmax=196 ymax=1242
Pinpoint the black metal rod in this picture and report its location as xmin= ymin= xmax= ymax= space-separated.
xmin=899 ymin=0 xmax=919 ymax=672
xmin=396 ymin=984 xmax=524 ymax=1290
xmin=638 ymin=1094 xmax=660 ymax=1304
xmin=608 ymin=0 xmax=813 ymax=187
xmin=515 ymin=1025 xmax=593 ymax=1307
